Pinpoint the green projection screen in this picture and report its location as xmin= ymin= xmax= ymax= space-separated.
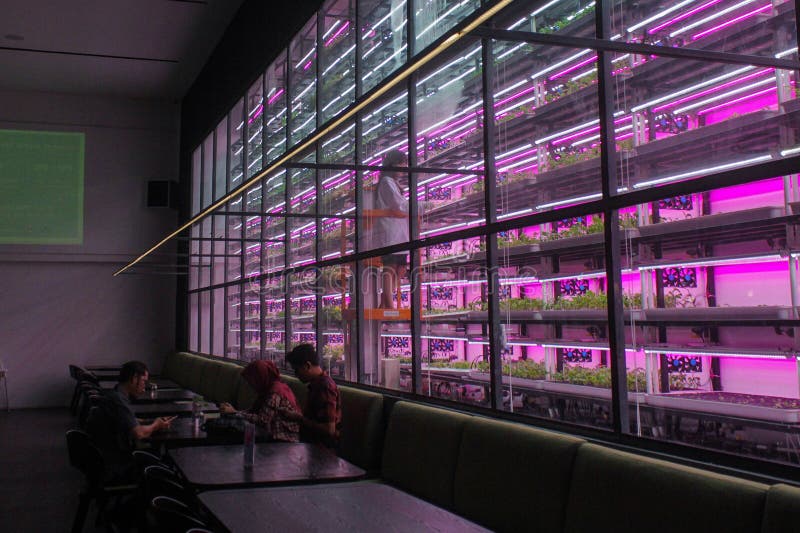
xmin=0 ymin=129 xmax=84 ymax=244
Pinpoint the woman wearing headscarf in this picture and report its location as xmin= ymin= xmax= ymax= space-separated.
xmin=219 ymin=360 xmax=301 ymax=443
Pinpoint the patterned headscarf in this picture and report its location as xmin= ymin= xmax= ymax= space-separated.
xmin=241 ymin=360 xmax=299 ymax=412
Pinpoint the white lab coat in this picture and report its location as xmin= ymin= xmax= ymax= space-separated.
xmin=373 ymin=175 xmax=409 ymax=248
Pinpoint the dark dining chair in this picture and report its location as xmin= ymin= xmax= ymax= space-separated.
xmin=65 ymin=429 xmax=137 ymax=533
xmin=147 ymin=496 xmax=208 ymax=533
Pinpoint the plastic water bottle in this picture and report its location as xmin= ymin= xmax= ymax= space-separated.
xmin=192 ymin=396 xmax=203 ymax=430
xmin=243 ymin=421 xmax=255 ymax=468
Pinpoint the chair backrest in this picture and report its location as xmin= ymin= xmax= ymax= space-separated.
xmin=66 ymin=429 xmax=105 ymax=485
xmin=149 ymin=496 xmax=206 ymax=532
xmin=144 ymin=466 xmax=189 ymax=503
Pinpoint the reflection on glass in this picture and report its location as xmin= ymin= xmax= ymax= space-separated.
xmin=360 ymin=0 xmax=408 ymax=94
xmin=623 ymin=177 xmax=800 ymax=463
xmin=414 ymin=0 xmax=480 ymax=53
xmin=227 ymin=285 xmax=241 ymax=359
xmin=289 ymin=162 xmax=317 ymax=267
xmin=226 ymin=196 xmax=243 ymax=283
xmin=361 ymin=88 xmax=408 ymax=164
xmin=200 ymin=290 xmax=211 ymax=354
xmin=212 ymin=213 xmax=226 ymax=286
xmin=202 ymin=133 xmax=213 ymax=209
xmin=262 ymin=275 xmax=286 ymax=366
xmin=246 ymin=76 xmax=264 ymax=179
xmin=215 ymin=117 xmax=228 ymax=200
xmin=199 ymin=219 xmax=212 ymax=288
xmin=359 ymin=253 xmax=411 ymax=389
xmin=319 ymin=167 xmax=355 ymax=261
xmin=290 ymin=17 xmax=318 ymax=146
xmin=242 ymin=282 xmax=261 ymax=362
xmin=265 ymin=53 xmax=288 ymax=165
xmin=229 ymin=99 xmax=245 ymax=191
xmin=420 ymin=240 xmax=489 ymax=406
xmin=319 ymin=263 xmax=354 ymax=380
xmin=212 ymin=287 xmax=225 ymax=356
xmin=189 ymin=293 xmax=199 ymax=352
xmin=613 ymin=54 xmax=797 ymax=193
xmin=320 ymin=0 xmax=355 ymax=122
xmin=492 ymin=41 xmax=600 ymax=222
xmin=192 ymin=147 xmax=201 ymax=215
xmin=289 ymin=270 xmax=318 ymax=374
xmin=613 ymin=0 xmax=796 ymax=58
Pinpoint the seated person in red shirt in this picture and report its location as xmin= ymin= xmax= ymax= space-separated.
xmin=219 ymin=360 xmax=301 ymax=442
xmin=283 ymin=344 xmax=342 ymax=448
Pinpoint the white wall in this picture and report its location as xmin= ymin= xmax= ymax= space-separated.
xmin=0 ymin=89 xmax=179 ymax=408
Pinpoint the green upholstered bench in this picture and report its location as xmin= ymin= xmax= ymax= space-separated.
xmin=454 ymin=416 xmax=585 ymax=533
xmin=381 ymin=401 xmax=472 ymax=510
xmin=762 ymin=483 xmax=800 ymax=533
xmin=564 ymin=443 xmax=769 ymax=533
xmin=338 ymin=387 xmax=384 ymax=473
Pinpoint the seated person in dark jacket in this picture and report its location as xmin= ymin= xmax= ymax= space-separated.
xmin=219 ymin=360 xmax=301 ymax=442
xmin=88 ymin=361 xmax=174 ymax=481
xmin=284 ymin=344 xmax=342 ymax=448
xmin=102 ymin=361 xmax=174 ymax=451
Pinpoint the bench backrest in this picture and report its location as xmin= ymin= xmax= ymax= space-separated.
xmin=381 ymin=401 xmax=471 ymax=510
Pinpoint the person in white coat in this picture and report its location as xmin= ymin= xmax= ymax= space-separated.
xmin=374 ymin=149 xmax=409 ymax=308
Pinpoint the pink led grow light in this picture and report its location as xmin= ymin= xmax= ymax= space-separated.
xmin=692 ymin=3 xmax=772 ymax=41
xmin=648 ymin=0 xmax=723 ymax=34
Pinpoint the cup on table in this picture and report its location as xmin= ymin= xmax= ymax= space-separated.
xmin=150 ymin=382 xmax=158 ymax=398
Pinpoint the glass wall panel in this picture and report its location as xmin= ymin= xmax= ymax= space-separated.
xmin=246 ymin=75 xmax=265 ymax=179
xmin=289 ymin=269 xmax=318 ymax=373
xmin=189 ymin=225 xmax=200 ymax=291
xmin=361 ymin=88 xmax=408 ymax=164
xmin=491 ymin=40 xmax=601 ymax=222
xmin=200 ymin=290 xmax=211 ymax=354
xmin=243 ymin=281 xmax=261 ymax=362
xmin=420 ymin=240 xmax=489 ymax=406
xmin=263 ymin=169 xmax=287 ymax=274
xmin=265 ymin=53 xmax=288 ymax=165
xmin=358 ymin=253 xmax=411 ymax=389
xmin=613 ymin=0 xmax=796 ymax=58
xmin=243 ymin=183 xmax=263 ymax=279
xmin=623 ymin=175 xmax=800 ymax=463
xmin=226 ymin=195 xmax=243 ymax=283
xmin=288 ymin=153 xmax=317 ymax=268
xmin=202 ymin=133 xmax=213 ymax=209
xmin=289 ymin=17 xmax=318 ymax=146
xmin=319 ymin=263 xmax=354 ymax=380
xmin=613 ymin=54 xmax=797 ymax=195
xmin=320 ymin=0 xmax=356 ymax=123
xmin=183 ymin=0 xmax=800 ymax=471
xmin=192 ymin=146 xmax=202 ymax=216
xmin=262 ymin=275 xmax=286 ymax=365
xmin=212 ymin=287 xmax=225 ymax=356
xmin=227 ymin=284 xmax=242 ymax=360
xmin=230 ymin=99 xmax=245 ymax=191
xmin=189 ymin=293 xmax=198 ymax=352
xmin=199 ymin=218 xmax=212 ymax=288
xmin=490 ymin=217 xmax=620 ymax=431
xmin=214 ymin=117 xmax=227 ymax=200
xmin=495 ymin=0 xmax=596 ymax=37
xmin=414 ymin=0 xmax=480 ymax=53
xmin=359 ymin=0 xmax=408 ymax=94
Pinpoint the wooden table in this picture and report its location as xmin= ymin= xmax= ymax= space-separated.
xmin=147 ymin=417 xmax=208 ymax=447
xmin=169 ymin=443 xmax=366 ymax=490
xmin=132 ymin=389 xmax=196 ymax=404
xmin=198 ymin=482 xmax=490 ymax=532
xmin=132 ymin=401 xmax=219 ymax=418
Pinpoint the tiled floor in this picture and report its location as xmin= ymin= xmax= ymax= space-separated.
xmin=0 ymin=408 xmax=90 ymax=532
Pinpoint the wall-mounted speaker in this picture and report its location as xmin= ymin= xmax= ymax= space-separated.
xmin=147 ymin=180 xmax=177 ymax=209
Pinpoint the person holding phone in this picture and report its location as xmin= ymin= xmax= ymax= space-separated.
xmin=103 ymin=361 xmax=174 ymax=447
xmin=219 ymin=360 xmax=301 ymax=443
